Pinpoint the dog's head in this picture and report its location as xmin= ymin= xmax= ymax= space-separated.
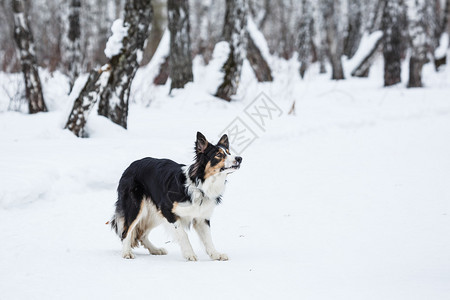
xmin=189 ymin=132 xmax=242 ymax=182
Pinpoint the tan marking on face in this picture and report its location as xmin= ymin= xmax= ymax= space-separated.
xmin=204 ymin=159 xmax=225 ymax=180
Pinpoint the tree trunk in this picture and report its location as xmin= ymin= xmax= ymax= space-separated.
xmin=12 ymin=0 xmax=47 ymax=114
xmin=407 ymin=57 xmax=426 ymax=87
xmin=215 ymin=0 xmax=248 ymax=101
xmin=382 ymin=0 xmax=402 ymax=86
xmin=246 ymin=32 xmax=272 ymax=81
xmin=168 ymin=0 xmax=193 ymax=92
xmin=407 ymin=0 xmax=432 ymax=88
xmin=297 ymin=0 xmax=313 ymax=79
xmin=444 ymin=0 xmax=450 ymax=32
xmin=67 ymin=0 xmax=82 ymax=93
xmin=66 ymin=0 xmax=152 ymax=136
xmin=97 ymin=0 xmax=153 ymax=128
xmin=351 ymin=33 xmax=383 ymax=77
xmin=321 ymin=0 xmax=345 ymax=80
xmin=65 ymin=67 xmax=111 ymax=137
xmin=434 ymin=0 xmax=449 ymax=69
xmin=191 ymin=0 xmax=215 ymax=64
xmin=246 ymin=17 xmax=272 ymax=82
xmin=154 ymin=55 xmax=170 ymax=85
xmin=343 ymin=0 xmax=363 ymax=59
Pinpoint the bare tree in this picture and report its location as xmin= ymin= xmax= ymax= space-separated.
xmin=382 ymin=0 xmax=402 ymax=86
xmin=434 ymin=0 xmax=449 ymax=69
xmin=215 ymin=0 xmax=248 ymax=101
xmin=407 ymin=0 xmax=434 ymax=87
xmin=344 ymin=0 xmax=363 ymax=59
xmin=66 ymin=0 xmax=153 ymax=137
xmin=312 ymin=1 xmax=327 ymax=74
xmin=246 ymin=18 xmax=272 ymax=82
xmin=66 ymin=0 xmax=82 ymax=93
xmin=168 ymin=0 xmax=193 ymax=92
xmin=96 ymin=0 xmax=153 ymax=127
xmin=297 ymin=0 xmax=313 ymax=78
xmin=12 ymin=0 xmax=47 ymax=114
xmin=321 ymin=0 xmax=345 ymax=80
xmin=351 ymin=32 xmax=383 ymax=77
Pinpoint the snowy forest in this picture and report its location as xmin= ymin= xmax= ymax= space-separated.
xmin=1 ymin=0 xmax=450 ymax=299
xmin=0 ymin=0 xmax=449 ymax=134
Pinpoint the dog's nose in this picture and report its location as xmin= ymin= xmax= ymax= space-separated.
xmin=235 ymin=156 xmax=242 ymax=164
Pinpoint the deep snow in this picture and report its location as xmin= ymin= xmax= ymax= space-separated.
xmin=1 ymin=52 xmax=450 ymax=299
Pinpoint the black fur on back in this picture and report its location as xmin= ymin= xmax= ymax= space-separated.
xmin=112 ymin=158 xmax=190 ymax=239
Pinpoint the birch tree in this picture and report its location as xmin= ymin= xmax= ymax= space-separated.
xmin=344 ymin=0 xmax=363 ymax=59
xmin=407 ymin=0 xmax=434 ymax=87
xmin=297 ymin=0 xmax=313 ymax=78
xmin=66 ymin=0 xmax=153 ymax=137
xmin=321 ymin=0 xmax=345 ymax=80
xmin=66 ymin=0 xmax=82 ymax=93
xmin=382 ymin=0 xmax=402 ymax=86
xmin=12 ymin=0 xmax=47 ymax=113
xmin=168 ymin=0 xmax=193 ymax=91
xmin=215 ymin=0 xmax=248 ymax=101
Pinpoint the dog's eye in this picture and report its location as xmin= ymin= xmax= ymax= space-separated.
xmin=215 ymin=153 xmax=224 ymax=159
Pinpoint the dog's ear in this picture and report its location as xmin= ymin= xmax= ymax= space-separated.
xmin=196 ymin=132 xmax=208 ymax=154
xmin=217 ymin=134 xmax=229 ymax=150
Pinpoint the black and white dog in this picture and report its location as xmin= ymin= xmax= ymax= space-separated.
xmin=110 ymin=132 xmax=242 ymax=260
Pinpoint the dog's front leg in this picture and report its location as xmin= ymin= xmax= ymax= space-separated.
xmin=170 ymin=222 xmax=198 ymax=261
xmin=193 ymin=218 xmax=228 ymax=261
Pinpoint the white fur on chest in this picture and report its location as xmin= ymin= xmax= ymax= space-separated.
xmin=173 ymin=169 xmax=227 ymax=221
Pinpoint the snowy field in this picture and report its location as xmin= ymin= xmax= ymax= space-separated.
xmin=1 ymin=54 xmax=450 ymax=299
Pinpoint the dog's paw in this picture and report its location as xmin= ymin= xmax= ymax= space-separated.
xmin=122 ymin=251 xmax=135 ymax=259
xmin=149 ymin=247 xmax=168 ymax=255
xmin=184 ymin=253 xmax=198 ymax=261
xmin=210 ymin=252 xmax=229 ymax=261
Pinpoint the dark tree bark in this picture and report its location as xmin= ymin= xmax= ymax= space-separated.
xmin=434 ymin=0 xmax=449 ymax=69
xmin=65 ymin=68 xmax=110 ymax=137
xmin=343 ymin=0 xmax=363 ymax=59
xmin=407 ymin=0 xmax=432 ymax=88
xmin=246 ymin=18 xmax=272 ymax=82
xmin=381 ymin=0 xmax=402 ymax=86
xmin=191 ymin=0 xmax=215 ymax=64
xmin=67 ymin=0 xmax=82 ymax=93
xmin=215 ymin=0 xmax=248 ymax=101
xmin=168 ymin=0 xmax=193 ymax=92
xmin=147 ymin=29 xmax=170 ymax=85
xmin=351 ymin=33 xmax=383 ymax=77
xmin=367 ymin=0 xmax=383 ymax=33
xmin=12 ymin=0 xmax=47 ymax=114
xmin=246 ymin=32 xmax=272 ymax=82
xmin=321 ymin=0 xmax=345 ymax=80
xmin=444 ymin=0 xmax=450 ymax=32
xmin=153 ymin=55 xmax=170 ymax=85
xmin=66 ymin=0 xmax=153 ymax=136
xmin=297 ymin=0 xmax=313 ymax=79
xmin=249 ymin=0 xmax=270 ymax=28
xmin=97 ymin=0 xmax=153 ymax=128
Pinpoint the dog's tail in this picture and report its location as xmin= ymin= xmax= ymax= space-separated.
xmin=110 ymin=217 xmax=117 ymax=232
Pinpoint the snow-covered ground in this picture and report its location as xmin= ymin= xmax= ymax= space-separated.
xmin=1 ymin=53 xmax=450 ymax=299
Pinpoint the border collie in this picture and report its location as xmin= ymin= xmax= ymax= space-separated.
xmin=110 ymin=132 xmax=242 ymax=260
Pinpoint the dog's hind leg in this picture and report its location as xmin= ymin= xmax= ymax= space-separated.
xmin=140 ymin=231 xmax=168 ymax=255
xmin=122 ymin=201 xmax=146 ymax=259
